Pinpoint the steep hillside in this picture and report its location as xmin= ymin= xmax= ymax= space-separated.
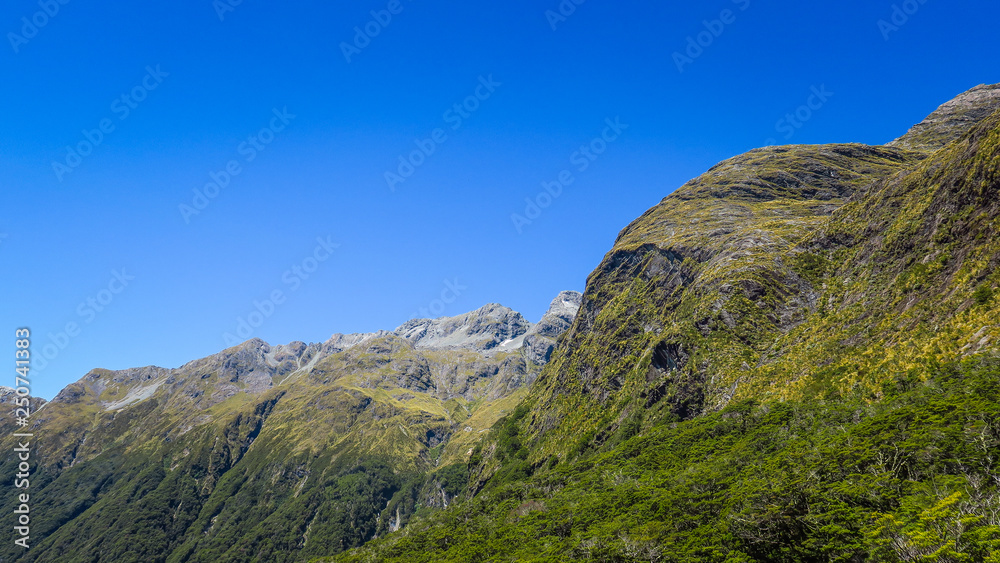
xmin=0 ymin=294 xmax=579 ymax=563
xmin=513 ymin=84 xmax=1000 ymax=466
xmin=329 ymin=84 xmax=1000 ymax=562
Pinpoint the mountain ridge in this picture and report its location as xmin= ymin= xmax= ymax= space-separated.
xmin=0 ymin=291 xmax=584 ymax=562
xmin=42 ymin=292 xmax=582 ymax=412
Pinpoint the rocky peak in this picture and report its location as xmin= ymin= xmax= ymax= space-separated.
xmin=394 ymin=303 xmax=532 ymax=352
xmin=521 ymin=291 xmax=583 ymax=364
xmin=82 ymin=365 xmax=171 ymax=386
xmin=532 ymin=291 xmax=583 ymax=337
xmin=890 ymin=83 xmax=1000 ymax=151
xmin=323 ymin=331 xmax=393 ymax=354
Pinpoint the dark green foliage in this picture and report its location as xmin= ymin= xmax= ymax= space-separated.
xmin=480 ymin=404 xmax=543 ymax=490
xmin=496 ymin=405 xmax=531 ymax=461
xmin=610 ymin=409 xmax=643 ymax=448
xmin=568 ymin=428 xmax=597 ymax=459
xmin=328 ymin=357 xmax=1000 ymax=563
xmin=434 ymin=463 xmax=469 ymax=500
xmin=791 ymin=251 xmax=832 ymax=285
xmin=0 ymin=418 xmax=414 ymax=563
xmin=172 ymin=450 xmax=409 ymax=563
xmin=974 ymin=284 xmax=995 ymax=305
xmin=0 ymin=442 xmax=206 ymax=563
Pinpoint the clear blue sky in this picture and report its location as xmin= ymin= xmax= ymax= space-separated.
xmin=2 ymin=0 xmax=998 ymax=399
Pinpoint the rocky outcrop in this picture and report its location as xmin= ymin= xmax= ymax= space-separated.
xmin=521 ymin=291 xmax=582 ymax=364
xmin=323 ymin=331 xmax=394 ymax=354
xmin=394 ymin=304 xmax=533 ymax=353
xmin=890 ymin=83 xmax=1000 ymax=150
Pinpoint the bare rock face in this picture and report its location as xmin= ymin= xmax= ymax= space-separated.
xmin=522 ymin=291 xmax=583 ymax=364
xmin=891 ymin=83 xmax=1000 ymax=150
xmin=394 ymin=304 xmax=533 ymax=353
xmin=533 ymin=291 xmax=583 ymax=337
xmin=323 ymin=331 xmax=393 ymax=354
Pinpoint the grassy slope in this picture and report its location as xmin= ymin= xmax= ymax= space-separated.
xmin=512 ymin=112 xmax=1000 ymax=469
xmin=754 ymin=112 xmax=1000 ymax=401
xmin=520 ymin=144 xmax=925 ymax=465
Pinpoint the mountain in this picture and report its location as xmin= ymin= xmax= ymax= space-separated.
xmin=503 ymin=82 xmax=1000 ymax=463
xmin=325 ymin=84 xmax=1000 ymax=562
xmin=0 ymin=293 xmax=580 ymax=563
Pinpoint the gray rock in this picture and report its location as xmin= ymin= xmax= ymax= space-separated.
xmin=394 ymin=303 xmax=532 ymax=353
xmin=521 ymin=291 xmax=583 ymax=365
xmin=44 ymin=293 xmax=583 ymax=413
xmin=322 ymin=331 xmax=393 ymax=354
xmin=890 ymin=83 xmax=1000 ymax=150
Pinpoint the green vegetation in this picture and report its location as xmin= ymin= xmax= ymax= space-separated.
xmin=325 ymin=357 xmax=1000 ymax=563
xmin=975 ymin=284 xmax=995 ymax=306
xmin=790 ymin=251 xmax=832 ymax=285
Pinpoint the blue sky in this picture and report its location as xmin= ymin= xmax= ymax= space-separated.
xmin=2 ymin=0 xmax=998 ymax=399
